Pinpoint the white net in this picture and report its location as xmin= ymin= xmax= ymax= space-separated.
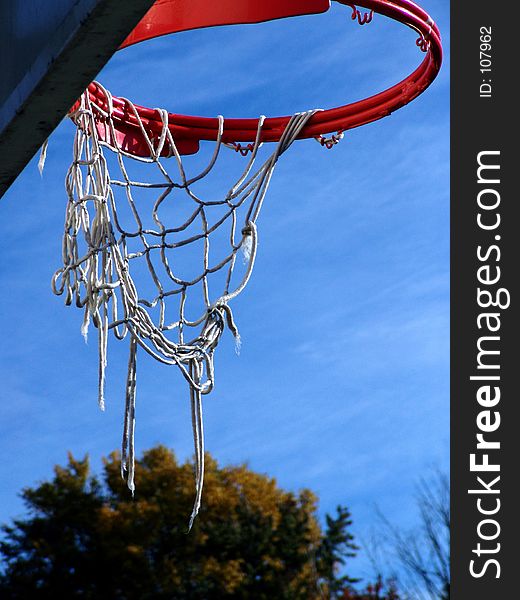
xmin=53 ymin=83 xmax=318 ymax=527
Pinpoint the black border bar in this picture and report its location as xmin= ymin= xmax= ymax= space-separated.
xmin=451 ymin=1 xmax=518 ymax=596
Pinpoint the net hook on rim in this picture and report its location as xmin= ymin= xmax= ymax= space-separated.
xmin=345 ymin=3 xmax=374 ymax=25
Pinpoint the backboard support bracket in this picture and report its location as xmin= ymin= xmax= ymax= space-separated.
xmin=0 ymin=0 xmax=156 ymax=199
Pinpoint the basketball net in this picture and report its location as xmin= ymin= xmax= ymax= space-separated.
xmin=52 ymin=83 xmax=318 ymax=527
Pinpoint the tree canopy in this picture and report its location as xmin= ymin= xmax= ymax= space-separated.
xmin=0 ymin=446 xmax=398 ymax=599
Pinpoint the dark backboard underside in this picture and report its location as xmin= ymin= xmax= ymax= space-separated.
xmin=0 ymin=0 xmax=156 ymax=199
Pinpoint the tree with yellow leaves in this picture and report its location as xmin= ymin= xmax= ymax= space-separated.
xmin=0 ymin=446 xmax=396 ymax=599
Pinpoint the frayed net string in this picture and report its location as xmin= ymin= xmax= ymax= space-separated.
xmin=53 ymin=82 xmax=319 ymax=525
xmin=121 ymin=335 xmax=138 ymax=494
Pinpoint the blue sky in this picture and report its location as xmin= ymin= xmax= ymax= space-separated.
xmin=0 ymin=0 xmax=449 ymax=582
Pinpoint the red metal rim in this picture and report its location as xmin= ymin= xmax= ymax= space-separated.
xmin=80 ymin=0 xmax=442 ymax=156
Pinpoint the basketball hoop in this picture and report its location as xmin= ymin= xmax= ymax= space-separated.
xmin=73 ymin=0 xmax=442 ymax=157
xmin=55 ymin=0 xmax=442 ymax=527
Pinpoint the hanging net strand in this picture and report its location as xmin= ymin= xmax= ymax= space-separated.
xmin=52 ymin=82 xmax=319 ymax=526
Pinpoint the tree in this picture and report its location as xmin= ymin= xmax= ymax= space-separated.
xmin=339 ymin=575 xmax=400 ymax=600
xmin=366 ymin=469 xmax=449 ymax=600
xmin=0 ymin=446 xmax=395 ymax=599
xmin=316 ymin=506 xmax=360 ymax=595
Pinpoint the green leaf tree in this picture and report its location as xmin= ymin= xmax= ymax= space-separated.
xmin=0 ymin=446 xmax=398 ymax=599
